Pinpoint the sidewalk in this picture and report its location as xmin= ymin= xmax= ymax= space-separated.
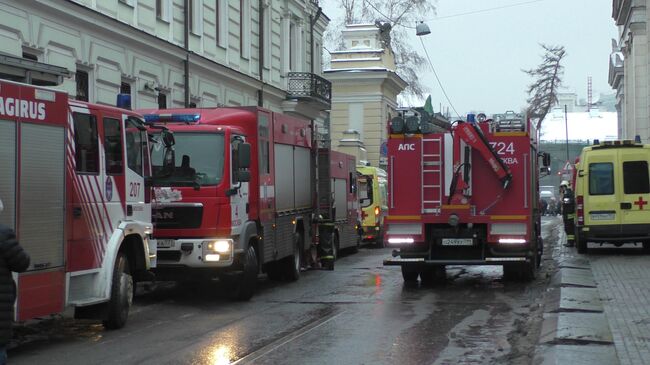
xmin=589 ymin=247 xmax=650 ymax=365
xmin=535 ymin=218 xmax=650 ymax=365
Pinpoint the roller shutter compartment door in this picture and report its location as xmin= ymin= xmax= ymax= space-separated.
xmin=19 ymin=123 xmax=65 ymax=271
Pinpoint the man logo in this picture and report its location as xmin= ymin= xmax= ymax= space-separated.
xmin=398 ymin=143 xmax=416 ymax=151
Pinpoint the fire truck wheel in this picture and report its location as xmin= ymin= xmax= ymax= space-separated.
xmin=520 ymin=254 xmax=537 ymax=282
xmin=230 ymin=245 xmax=258 ymax=301
xmin=401 ymin=266 xmax=419 ymax=282
xmin=420 ymin=265 xmax=446 ymax=286
xmin=103 ymin=252 xmax=133 ymax=330
xmin=284 ymin=233 xmax=302 ymax=282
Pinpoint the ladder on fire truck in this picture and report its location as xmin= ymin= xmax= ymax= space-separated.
xmin=421 ymin=137 xmax=443 ymax=214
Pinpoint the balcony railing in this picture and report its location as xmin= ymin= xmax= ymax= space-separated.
xmin=287 ymin=72 xmax=331 ymax=105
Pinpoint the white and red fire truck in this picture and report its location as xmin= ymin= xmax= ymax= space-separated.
xmin=141 ymin=107 xmax=359 ymax=299
xmin=0 ymin=79 xmax=169 ymax=328
xmin=383 ymin=111 xmax=549 ymax=282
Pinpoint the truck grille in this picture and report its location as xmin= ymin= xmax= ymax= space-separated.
xmin=153 ymin=205 xmax=203 ymax=229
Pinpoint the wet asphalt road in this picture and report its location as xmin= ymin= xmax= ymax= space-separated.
xmin=10 ymin=218 xmax=562 ymax=365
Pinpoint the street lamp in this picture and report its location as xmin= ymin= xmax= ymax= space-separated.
xmin=415 ymin=21 xmax=460 ymax=119
xmin=416 ymin=21 xmax=431 ymax=36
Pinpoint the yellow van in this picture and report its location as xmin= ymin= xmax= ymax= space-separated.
xmin=357 ymin=166 xmax=388 ymax=247
xmin=574 ymin=138 xmax=650 ymax=253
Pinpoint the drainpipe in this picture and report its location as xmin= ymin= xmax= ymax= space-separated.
xmin=309 ymin=6 xmax=322 ymax=74
xmin=258 ymin=0 xmax=265 ymax=107
xmin=184 ymin=0 xmax=190 ymax=107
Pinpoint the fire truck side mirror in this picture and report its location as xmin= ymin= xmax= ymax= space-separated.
xmin=161 ymin=130 xmax=175 ymax=147
xmin=542 ymin=152 xmax=551 ymax=167
xmin=237 ymin=143 xmax=251 ymax=169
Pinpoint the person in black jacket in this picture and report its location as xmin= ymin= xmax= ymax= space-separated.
xmin=0 ymin=198 xmax=30 ymax=364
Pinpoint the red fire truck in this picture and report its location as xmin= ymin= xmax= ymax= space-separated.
xmin=383 ymin=111 xmax=549 ymax=282
xmin=0 ymin=79 xmax=171 ymax=328
xmin=141 ymin=107 xmax=359 ymax=299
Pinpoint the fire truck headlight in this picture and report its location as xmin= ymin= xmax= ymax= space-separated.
xmin=390 ymin=117 xmax=405 ymax=134
xmin=405 ymin=116 xmax=420 ymax=134
xmin=388 ymin=238 xmax=414 ymax=244
xmin=204 ymin=254 xmax=221 ymax=262
xmin=420 ymin=122 xmax=435 ymax=134
xmin=203 ymin=239 xmax=232 ymax=255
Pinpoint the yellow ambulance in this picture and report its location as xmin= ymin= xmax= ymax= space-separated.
xmin=574 ymin=138 xmax=650 ymax=253
xmin=357 ymin=165 xmax=388 ymax=247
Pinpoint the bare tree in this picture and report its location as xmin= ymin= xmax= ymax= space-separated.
xmin=524 ymin=44 xmax=567 ymax=128
xmin=324 ymin=0 xmax=436 ymax=97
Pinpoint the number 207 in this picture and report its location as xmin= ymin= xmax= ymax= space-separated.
xmin=129 ymin=182 xmax=141 ymax=197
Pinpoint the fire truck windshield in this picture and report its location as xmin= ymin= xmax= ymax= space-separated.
xmin=151 ymin=132 xmax=225 ymax=187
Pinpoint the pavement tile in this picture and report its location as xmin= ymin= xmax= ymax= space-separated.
xmin=539 ymin=312 xmax=613 ymax=345
xmin=533 ymin=344 xmax=619 ymax=365
xmin=551 ymin=267 xmax=597 ymax=288
xmin=590 ymin=255 xmax=650 ymax=365
xmin=557 ymin=287 xmax=603 ymax=312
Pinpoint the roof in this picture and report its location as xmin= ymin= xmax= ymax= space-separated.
xmin=539 ymin=109 xmax=618 ymax=142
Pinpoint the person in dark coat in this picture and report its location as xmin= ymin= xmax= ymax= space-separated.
xmin=0 ymin=198 xmax=30 ymax=364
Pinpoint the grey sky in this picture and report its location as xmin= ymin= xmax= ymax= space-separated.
xmin=322 ymin=0 xmax=618 ymax=116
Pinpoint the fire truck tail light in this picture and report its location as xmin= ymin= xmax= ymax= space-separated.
xmin=498 ymin=238 xmax=527 ymax=244
xmin=388 ymin=238 xmax=415 ymax=244
xmin=576 ymin=195 xmax=584 ymax=225
xmin=374 ymin=206 xmax=380 ymax=216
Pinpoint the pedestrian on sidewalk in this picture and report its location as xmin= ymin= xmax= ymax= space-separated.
xmin=0 ymin=198 xmax=30 ymax=364
xmin=560 ymin=181 xmax=576 ymax=247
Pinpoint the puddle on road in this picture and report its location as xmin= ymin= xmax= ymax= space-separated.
xmin=432 ymin=307 xmax=512 ymax=365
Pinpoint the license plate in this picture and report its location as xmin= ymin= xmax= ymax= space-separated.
xmin=157 ymin=239 xmax=175 ymax=248
xmin=590 ymin=213 xmax=615 ymax=221
xmin=441 ymin=238 xmax=474 ymax=246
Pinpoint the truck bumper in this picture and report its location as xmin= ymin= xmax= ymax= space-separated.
xmin=154 ymin=237 xmax=235 ymax=268
xmin=580 ymin=224 xmax=650 ymax=243
xmin=384 ymin=256 xmax=529 ymax=266
xmin=360 ymin=225 xmax=381 ymax=241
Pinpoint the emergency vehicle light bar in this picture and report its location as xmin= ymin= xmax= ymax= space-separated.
xmin=144 ymin=113 xmax=201 ymax=124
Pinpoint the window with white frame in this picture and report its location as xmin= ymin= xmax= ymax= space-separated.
xmin=240 ymin=0 xmax=251 ymax=59
xmin=156 ymin=0 xmax=171 ymax=22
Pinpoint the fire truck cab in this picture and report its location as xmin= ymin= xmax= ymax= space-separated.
xmin=383 ymin=111 xmax=547 ymax=282
xmin=0 ymin=80 xmax=163 ymax=329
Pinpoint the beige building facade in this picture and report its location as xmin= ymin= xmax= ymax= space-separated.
xmin=0 ymin=0 xmax=330 ymax=122
xmin=325 ymin=24 xmax=407 ymax=168
xmin=610 ymin=0 xmax=649 ymax=141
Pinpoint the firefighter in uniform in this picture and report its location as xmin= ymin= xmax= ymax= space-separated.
xmin=560 ymin=180 xmax=576 ymax=247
